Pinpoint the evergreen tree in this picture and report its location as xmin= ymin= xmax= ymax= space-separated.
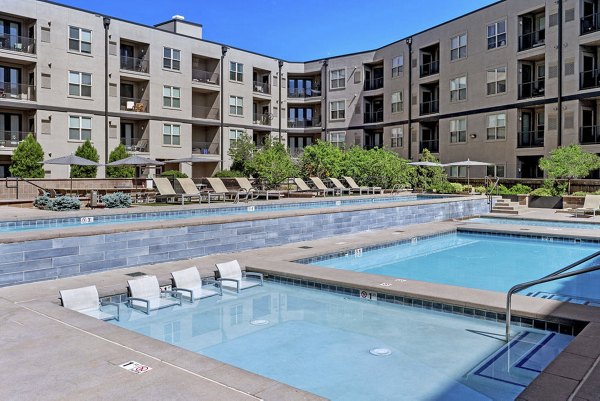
xmin=9 ymin=133 xmax=45 ymax=178
xmin=106 ymin=144 xmax=135 ymax=178
xmin=71 ymin=139 xmax=99 ymax=178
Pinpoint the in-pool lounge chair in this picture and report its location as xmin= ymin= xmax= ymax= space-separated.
xmin=328 ymin=177 xmax=353 ymax=196
xmin=566 ymin=194 xmax=600 ymax=217
xmin=171 ymin=266 xmax=222 ymax=302
xmin=215 ymin=260 xmax=264 ymax=293
xmin=309 ymin=177 xmax=338 ymax=196
xmin=60 ymin=285 xmax=120 ymax=321
xmin=205 ymin=177 xmax=245 ymax=203
xmin=343 ymin=176 xmax=381 ymax=195
xmin=127 ymin=275 xmax=182 ymax=314
xmin=235 ymin=177 xmax=283 ymax=200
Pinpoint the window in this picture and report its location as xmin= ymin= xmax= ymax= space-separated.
xmin=163 ymin=47 xmax=181 ymax=70
xmin=330 ymin=100 xmax=345 ymax=120
xmin=450 ymin=34 xmax=467 ymax=60
xmin=391 ymin=91 xmax=403 ymax=113
xmin=449 ymin=166 xmax=467 ymax=177
xmin=391 ymin=127 xmax=403 ymax=147
xmin=230 ymin=62 xmax=243 ymax=82
xmin=487 ymin=113 xmax=506 ymax=140
xmin=68 ymin=71 xmax=92 ymax=97
xmin=487 ymin=20 xmax=507 ymax=49
xmin=229 ymin=128 xmax=244 ymax=148
xmin=487 ymin=67 xmax=507 ymax=95
xmin=330 ymin=69 xmax=345 ymax=89
xmin=328 ymin=131 xmax=346 ymax=148
xmin=68 ymin=26 xmax=92 ymax=54
xmin=450 ymin=76 xmax=467 ymax=102
xmin=450 ymin=118 xmax=467 ymax=143
xmin=163 ymin=86 xmax=181 ymax=108
xmin=68 ymin=116 xmax=92 ymax=141
xmin=163 ymin=124 xmax=180 ymax=145
xmin=392 ymin=55 xmax=404 ymax=77
xmin=229 ymin=96 xmax=244 ymax=116
xmin=487 ymin=165 xmax=506 ymax=177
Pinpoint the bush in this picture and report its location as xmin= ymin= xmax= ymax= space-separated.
xmin=508 ymin=183 xmax=532 ymax=195
xmin=33 ymin=195 xmax=53 ymax=209
xmin=413 ymin=149 xmax=446 ymax=190
xmin=10 ymin=133 xmax=45 ymax=178
xmin=572 ymin=191 xmax=588 ymax=197
xmin=429 ymin=181 xmax=457 ymax=194
xmin=102 ymin=192 xmax=132 ymax=208
xmin=474 ymin=186 xmax=487 ymax=194
xmin=71 ymin=139 xmax=99 ymax=178
xmin=106 ymin=144 xmax=135 ymax=178
xmin=161 ymin=170 xmax=188 ymax=179
xmin=300 ymin=141 xmax=344 ymax=178
xmin=249 ymin=140 xmax=298 ymax=188
xmin=214 ymin=169 xmax=246 ymax=178
xmin=50 ymin=196 xmax=81 ymax=211
xmin=530 ymin=187 xmax=554 ymax=197
xmin=228 ymin=133 xmax=256 ymax=175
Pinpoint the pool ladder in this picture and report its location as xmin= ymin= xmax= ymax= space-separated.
xmin=505 ymin=250 xmax=600 ymax=342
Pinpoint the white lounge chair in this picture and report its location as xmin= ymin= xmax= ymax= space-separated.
xmin=127 ymin=275 xmax=182 ymax=314
xmin=215 ymin=260 xmax=264 ymax=293
xmin=566 ymin=194 xmax=600 ymax=217
xmin=171 ymin=266 xmax=222 ymax=302
xmin=205 ymin=177 xmax=245 ymax=202
xmin=328 ymin=177 xmax=353 ymax=196
xmin=60 ymin=285 xmax=119 ymax=321
xmin=309 ymin=177 xmax=338 ymax=196
xmin=235 ymin=177 xmax=283 ymax=200
xmin=343 ymin=176 xmax=381 ymax=195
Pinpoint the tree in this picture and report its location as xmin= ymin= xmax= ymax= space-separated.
xmin=9 ymin=133 xmax=45 ymax=178
xmin=70 ymin=139 xmax=99 ymax=178
xmin=413 ymin=149 xmax=446 ymax=190
xmin=339 ymin=146 xmax=413 ymax=188
xmin=227 ymin=133 xmax=255 ymax=175
xmin=539 ymin=145 xmax=600 ymax=194
xmin=106 ymin=144 xmax=135 ymax=178
xmin=249 ymin=140 xmax=298 ymax=188
xmin=300 ymin=140 xmax=344 ymax=178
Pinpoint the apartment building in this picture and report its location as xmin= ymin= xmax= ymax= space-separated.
xmin=0 ymin=0 xmax=598 ymax=179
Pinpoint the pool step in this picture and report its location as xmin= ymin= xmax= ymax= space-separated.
xmin=526 ymin=291 xmax=600 ymax=307
xmin=491 ymin=199 xmax=523 ymax=215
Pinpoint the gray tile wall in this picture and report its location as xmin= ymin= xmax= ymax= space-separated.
xmin=0 ymin=199 xmax=488 ymax=286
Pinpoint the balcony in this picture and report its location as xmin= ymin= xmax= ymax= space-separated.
xmin=0 ymin=35 xmax=35 ymax=54
xmin=518 ymin=30 xmax=545 ymax=51
xmin=192 ymin=106 xmax=219 ymax=120
xmin=120 ymin=56 xmax=149 ymax=73
xmin=518 ymin=79 xmax=545 ymax=99
xmin=0 ymin=83 xmax=36 ymax=101
xmin=518 ymin=130 xmax=544 ymax=147
xmin=120 ymin=97 xmax=148 ymax=113
xmin=580 ymin=126 xmax=600 ymax=144
xmin=287 ymin=118 xmax=322 ymax=128
xmin=0 ymin=130 xmax=28 ymax=148
xmin=581 ymin=69 xmax=600 ymax=89
xmin=419 ymin=140 xmax=439 ymax=153
xmin=582 ymin=13 xmax=600 ymax=35
xmin=288 ymin=87 xmax=321 ymax=98
xmin=253 ymin=81 xmax=270 ymax=95
xmin=253 ymin=113 xmax=271 ymax=126
xmin=364 ymin=111 xmax=383 ymax=124
xmin=192 ymin=141 xmax=219 ymax=155
xmin=420 ymin=60 xmax=439 ymax=78
xmin=192 ymin=69 xmax=219 ymax=85
xmin=419 ymin=100 xmax=439 ymax=115
xmin=364 ymin=77 xmax=384 ymax=91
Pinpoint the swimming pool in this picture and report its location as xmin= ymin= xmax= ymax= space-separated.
xmin=0 ymin=195 xmax=440 ymax=233
xmin=304 ymin=232 xmax=600 ymax=304
xmin=469 ymin=217 xmax=600 ymax=231
xmin=111 ymin=283 xmax=572 ymax=400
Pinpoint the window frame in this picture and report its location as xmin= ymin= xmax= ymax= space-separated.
xmin=391 ymin=91 xmax=403 ymax=113
xmin=486 ymin=164 xmax=506 ymax=178
xmin=450 ymin=76 xmax=467 ymax=102
xmin=487 ymin=20 xmax=507 ymax=50
xmin=229 ymin=128 xmax=245 ymax=148
xmin=68 ymin=26 xmax=92 ymax=54
xmin=327 ymin=131 xmax=346 ymax=148
xmin=229 ymin=96 xmax=244 ymax=116
xmin=449 ymin=165 xmax=467 ymax=178
xmin=162 ymin=85 xmax=181 ymax=108
xmin=486 ymin=66 xmax=507 ymax=96
xmin=68 ymin=71 xmax=92 ymax=97
xmin=330 ymin=69 xmax=346 ymax=90
xmin=163 ymin=123 xmax=181 ymax=146
xmin=329 ymin=100 xmax=346 ymax=120
xmin=449 ymin=118 xmax=467 ymax=143
xmin=391 ymin=55 xmax=404 ymax=77
xmin=163 ymin=47 xmax=181 ymax=71
xmin=68 ymin=115 xmax=92 ymax=141
xmin=450 ymin=33 xmax=467 ymax=61
xmin=391 ymin=127 xmax=404 ymax=148
xmin=486 ymin=113 xmax=507 ymax=141
xmin=229 ymin=61 xmax=244 ymax=82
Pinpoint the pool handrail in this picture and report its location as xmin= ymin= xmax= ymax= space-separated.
xmin=485 ymin=176 xmax=500 ymax=212
xmin=505 ymin=250 xmax=600 ymax=342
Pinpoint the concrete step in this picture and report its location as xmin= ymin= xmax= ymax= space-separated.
xmin=493 ymin=205 xmax=516 ymax=210
xmin=491 ymin=209 xmax=520 ymax=215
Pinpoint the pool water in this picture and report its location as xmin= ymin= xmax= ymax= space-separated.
xmin=112 ymin=283 xmax=572 ymax=401
xmin=469 ymin=217 xmax=600 ymax=231
xmin=309 ymin=232 xmax=600 ymax=304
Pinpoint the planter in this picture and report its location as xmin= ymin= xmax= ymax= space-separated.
xmin=528 ymin=195 xmax=563 ymax=209
xmin=500 ymin=195 xmax=519 ymax=202
xmin=563 ymin=195 xmax=585 ymax=209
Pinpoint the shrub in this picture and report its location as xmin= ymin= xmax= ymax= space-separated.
xmin=9 ymin=133 xmax=45 ymax=178
xmin=71 ymin=139 xmax=99 ymax=178
xmin=572 ymin=191 xmax=588 ymax=197
xmin=102 ymin=192 xmax=132 ymax=208
xmin=507 ymin=183 xmax=532 ymax=195
xmin=413 ymin=149 xmax=446 ymax=190
xmin=249 ymin=140 xmax=298 ymax=188
xmin=474 ymin=186 xmax=487 ymax=194
xmin=429 ymin=181 xmax=457 ymax=194
xmin=33 ymin=195 xmax=53 ymax=210
xmin=530 ymin=187 xmax=554 ymax=197
xmin=161 ymin=170 xmax=188 ymax=179
xmin=450 ymin=183 xmax=464 ymax=193
xmin=50 ymin=196 xmax=81 ymax=211
xmin=106 ymin=144 xmax=135 ymax=178
xmin=214 ymin=169 xmax=246 ymax=178
xmin=300 ymin=141 xmax=344 ymax=178
xmin=539 ymin=145 xmax=600 ymax=194
xmin=228 ymin=133 xmax=256 ymax=175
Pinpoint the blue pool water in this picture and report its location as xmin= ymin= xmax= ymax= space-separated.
xmin=0 ymin=195 xmax=438 ymax=233
xmin=308 ymin=232 xmax=600 ymax=304
xmin=112 ymin=283 xmax=572 ymax=401
xmin=469 ymin=217 xmax=600 ymax=231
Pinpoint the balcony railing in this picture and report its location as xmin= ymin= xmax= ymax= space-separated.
xmin=517 ymin=130 xmax=544 ymax=148
xmin=420 ymin=140 xmax=439 ymax=153
xmin=580 ymin=126 xmax=600 ymax=144
xmin=192 ymin=106 xmax=219 ymax=120
xmin=121 ymin=137 xmax=148 ymax=153
xmin=518 ymin=29 xmax=545 ymax=51
xmin=364 ymin=110 xmax=384 ymax=124
xmin=253 ymin=81 xmax=270 ymax=95
xmin=364 ymin=77 xmax=384 ymax=91
xmin=581 ymin=13 xmax=600 ymax=35
xmin=120 ymin=97 xmax=149 ymax=113
xmin=518 ymin=79 xmax=545 ymax=99
xmin=288 ymin=87 xmax=321 ymax=98
xmin=420 ymin=60 xmax=440 ymax=77
xmin=192 ymin=141 xmax=219 ymax=155
xmin=253 ymin=113 xmax=271 ymax=126
xmin=192 ymin=69 xmax=219 ymax=85
xmin=120 ymin=56 xmax=149 ymax=73
xmin=0 ymin=131 xmax=29 ymax=148
xmin=0 ymin=34 xmax=35 ymax=54
xmin=419 ymin=100 xmax=439 ymax=115
xmin=0 ymin=83 xmax=36 ymax=101
xmin=287 ymin=118 xmax=322 ymax=128
xmin=581 ymin=69 xmax=600 ymax=90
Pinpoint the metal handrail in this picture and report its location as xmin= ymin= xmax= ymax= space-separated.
xmin=5 ymin=177 xmax=49 ymax=199
xmin=505 ymin=250 xmax=600 ymax=342
xmin=484 ymin=175 xmax=500 ymax=212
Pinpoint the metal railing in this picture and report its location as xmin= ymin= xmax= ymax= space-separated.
xmin=287 ymin=118 xmax=322 ymax=128
xmin=419 ymin=140 xmax=439 ymax=153
xmin=518 ymin=79 xmax=545 ymax=99
xmin=484 ymin=175 xmax=500 ymax=212
xmin=288 ymin=87 xmax=321 ymax=98
xmin=0 ymin=34 xmax=36 ymax=54
xmin=580 ymin=69 xmax=600 ymax=90
xmin=121 ymin=137 xmax=148 ymax=153
xmin=0 ymin=130 xmax=29 ymax=148
xmin=0 ymin=83 xmax=36 ymax=101
xmin=419 ymin=100 xmax=439 ymax=115
xmin=192 ymin=106 xmax=219 ymax=120
xmin=192 ymin=141 xmax=219 ymax=155
xmin=581 ymin=13 xmax=600 ymax=35
xmin=364 ymin=110 xmax=384 ymax=124
xmin=517 ymin=130 xmax=544 ymax=147
xmin=253 ymin=81 xmax=270 ymax=94
xmin=120 ymin=97 xmax=149 ymax=113
xmin=5 ymin=176 xmax=48 ymax=200
xmin=580 ymin=126 xmax=600 ymax=144
xmin=253 ymin=113 xmax=271 ymax=126
xmin=505 ymin=251 xmax=600 ymax=342
xmin=192 ymin=69 xmax=219 ymax=85
xmin=120 ymin=56 xmax=149 ymax=73
xmin=518 ymin=29 xmax=545 ymax=51
xmin=364 ymin=77 xmax=384 ymax=91
xmin=420 ymin=60 xmax=440 ymax=77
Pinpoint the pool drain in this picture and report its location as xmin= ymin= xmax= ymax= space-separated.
xmin=250 ymin=319 xmax=269 ymax=326
xmin=370 ymin=348 xmax=392 ymax=356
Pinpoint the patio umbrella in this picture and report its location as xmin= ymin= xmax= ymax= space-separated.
xmin=105 ymin=155 xmax=165 ymax=167
xmin=408 ymin=161 xmax=444 ymax=167
xmin=168 ymin=156 xmax=216 ymax=164
xmin=443 ymin=159 xmax=491 ymax=186
xmin=40 ymin=154 xmax=100 ymax=194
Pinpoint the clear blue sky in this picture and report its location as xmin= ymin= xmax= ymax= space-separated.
xmin=55 ymin=0 xmax=496 ymax=61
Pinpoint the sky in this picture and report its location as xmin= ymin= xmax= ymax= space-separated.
xmin=54 ymin=0 xmax=496 ymax=61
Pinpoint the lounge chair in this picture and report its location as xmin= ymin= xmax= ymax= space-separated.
xmin=328 ymin=177 xmax=354 ymax=196
xmin=293 ymin=178 xmax=319 ymax=196
xmin=215 ymin=260 xmax=264 ymax=293
xmin=174 ymin=177 xmax=205 ymax=203
xmin=309 ymin=177 xmax=338 ymax=196
xmin=59 ymin=285 xmax=119 ymax=321
xmin=205 ymin=177 xmax=245 ymax=202
xmin=343 ymin=176 xmax=381 ymax=195
xmin=567 ymin=194 xmax=600 ymax=217
xmin=127 ymin=275 xmax=182 ymax=314
xmin=235 ymin=177 xmax=283 ymax=200
xmin=153 ymin=177 xmax=195 ymax=204
xmin=171 ymin=266 xmax=222 ymax=302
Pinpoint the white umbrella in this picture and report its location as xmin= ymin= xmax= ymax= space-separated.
xmin=408 ymin=161 xmax=444 ymax=167
xmin=443 ymin=159 xmax=491 ymax=186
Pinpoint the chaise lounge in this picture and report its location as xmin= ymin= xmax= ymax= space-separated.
xmin=127 ymin=275 xmax=182 ymax=314
xmin=171 ymin=266 xmax=222 ymax=302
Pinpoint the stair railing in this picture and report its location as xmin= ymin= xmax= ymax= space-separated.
xmin=5 ymin=177 xmax=49 ymax=199
xmin=484 ymin=175 xmax=500 ymax=212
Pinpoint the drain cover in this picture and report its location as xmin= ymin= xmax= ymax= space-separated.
xmin=250 ymin=319 xmax=269 ymax=326
xmin=298 ymin=246 xmax=313 ymax=249
xmin=370 ymin=348 xmax=392 ymax=356
xmin=125 ymin=272 xmax=147 ymax=277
